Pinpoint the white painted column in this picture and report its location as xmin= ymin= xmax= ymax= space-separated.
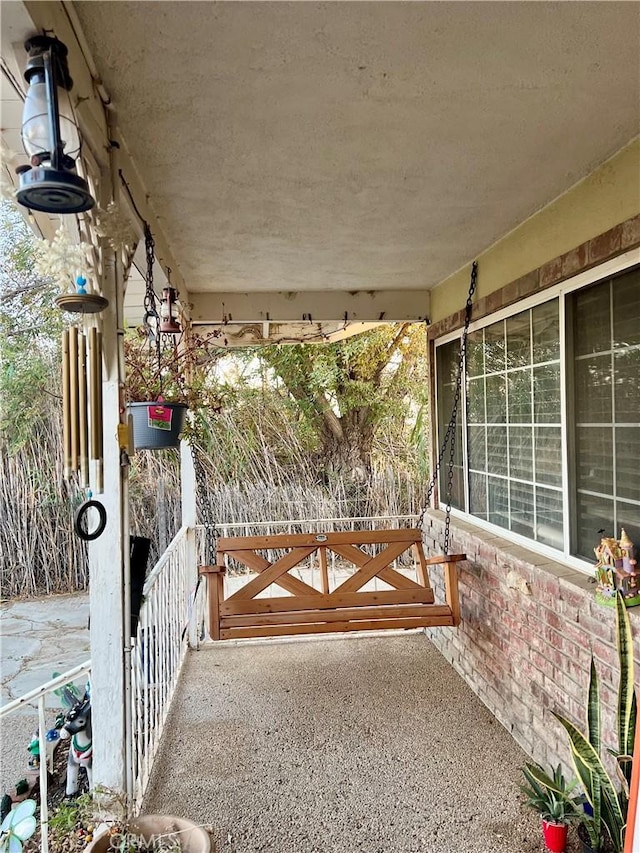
xmin=88 ymin=245 xmax=128 ymax=793
xmin=180 ymin=439 xmax=199 ymax=647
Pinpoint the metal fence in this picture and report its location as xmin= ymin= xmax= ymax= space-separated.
xmin=0 ymin=661 xmax=92 ymax=853
xmin=130 ymin=524 xmax=201 ymax=810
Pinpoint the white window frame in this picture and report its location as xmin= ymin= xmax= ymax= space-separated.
xmin=434 ymin=247 xmax=640 ymax=575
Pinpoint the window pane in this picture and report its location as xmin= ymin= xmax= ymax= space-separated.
xmin=488 ymin=476 xmax=509 ymax=529
xmin=510 ymin=481 xmax=534 ymax=538
xmin=506 ymin=311 xmax=531 ymax=369
xmin=616 ymin=427 xmax=640 ymax=502
xmin=487 ymin=426 xmax=508 ymax=476
xmin=575 ymin=492 xmax=614 ymax=560
xmin=469 ymin=472 xmax=487 ymax=518
xmin=615 ymin=502 xmax=640 ymax=559
xmin=571 ymin=274 xmax=640 ymax=564
xmin=461 ymin=298 xmax=560 ymax=547
xmin=614 ymin=349 xmax=640 ymax=423
xmin=467 ymin=330 xmax=484 ymax=377
xmin=536 ymin=488 xmax=564 ymax=550
xmin=613 ymin=268 xmax=640 ymax=348
xmin=576 ymin=426 xmax=613 ymax=494
xmin=574 ymin=282 xmax=611 ymax=356
xmin=484 ymin=321 xmax=505 ymax=374
xmin=535 ymin=427 xmax=562 ymax=487
xmin=533 ymin=299 xmax=560 ymax=363
xmin=467 ymin=376 xmax=485 ymax=423
xmin=485 ymin=374 xmax=506 ymax=423
xmin=534 ymin=363 xmax=561 ymax=423
xmin=509 ymin=426 xmax=533 ymax=481
xmin=436 ymin=340 xmax=464 ymax=511
xmin=575 ymin=355 xmax=611 ymax=423
xmin=508 ymin=368 xmax=532 ymax=423
xmin=467 ymin=425 xmax=486 ymax=472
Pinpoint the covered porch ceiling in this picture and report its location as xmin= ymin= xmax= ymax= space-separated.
xmin=4 ymin=2 xmax=640 ymax=344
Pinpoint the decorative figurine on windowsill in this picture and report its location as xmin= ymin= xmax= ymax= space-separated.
xmin=594 ymin=528 xmax=640 ymax=607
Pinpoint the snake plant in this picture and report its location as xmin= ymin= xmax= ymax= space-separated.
xmin=549 ymin=590 xmax=636 ymax=852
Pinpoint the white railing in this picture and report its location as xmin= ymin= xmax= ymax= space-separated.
xmin=130 ymin=525 xmax=200 ymax=809
xmin=0 ymin=661 xmax=92 ymax=853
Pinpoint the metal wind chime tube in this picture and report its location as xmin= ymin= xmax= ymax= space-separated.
xmin=89 ymin=327 xmax=104 ymax=492
xmin=61 ymin=324 xmax=104 ymax=491
xmin=62 ymin=329 xmax=72 ymax=479
xmin=78 ymin=332 xmax=89 ymax=487
xmin=69 ymin=326 xmax=79 ymax=472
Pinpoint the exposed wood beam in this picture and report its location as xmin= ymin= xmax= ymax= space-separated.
xmin=190 ymin=289 xmax=430 ymax=324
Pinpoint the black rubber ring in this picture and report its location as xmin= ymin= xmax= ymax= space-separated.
xmin=74 ymin=500 xmax=107 ymax=541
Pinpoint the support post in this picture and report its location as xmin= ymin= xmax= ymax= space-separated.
xmin=87 ymin=239 xmax=128 ymax=794
xmin=180 ymin=439 xmax=199 ymax=647
xmin=200 ymin=565 xmax=226 ymax=640
xmin=444 ymin=561 xmax=461 ymax=626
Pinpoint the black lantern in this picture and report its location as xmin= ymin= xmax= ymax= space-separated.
xmin=159 ymin=286 xmax=182 ymax=335
xmin=16 ymin=36 xmax=94 ymax=214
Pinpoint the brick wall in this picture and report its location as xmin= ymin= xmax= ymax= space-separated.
xmin=423 ymin=214 xmax=640 ymax=773
xmin=423 ymin=511 xmax=640 ymax=774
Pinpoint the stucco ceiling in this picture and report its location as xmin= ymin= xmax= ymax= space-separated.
xmin=72 ymin=1 xmax=640 ymax=302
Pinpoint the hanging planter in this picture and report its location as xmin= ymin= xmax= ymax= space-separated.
xmin=124 ymin=223 xmax=221 ymax=452
xmin=128 ymin=401 xmax=188 ymax=450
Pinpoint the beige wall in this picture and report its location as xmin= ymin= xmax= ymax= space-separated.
xmin=430 ymin=139 xmax=640 ymax=325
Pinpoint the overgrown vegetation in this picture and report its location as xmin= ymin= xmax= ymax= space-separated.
xmin=1 ymin=201 xmax=431 ymax=597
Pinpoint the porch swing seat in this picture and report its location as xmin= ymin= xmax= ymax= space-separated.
xmin=200 ymin=528 xmax=464 ymax=641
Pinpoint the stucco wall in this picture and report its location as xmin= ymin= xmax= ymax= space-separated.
xmin=429 ymin=139 xmax=640 ymax=326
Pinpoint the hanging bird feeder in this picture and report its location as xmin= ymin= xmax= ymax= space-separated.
xmin=159 ymin=284 xmax=182 ymax=335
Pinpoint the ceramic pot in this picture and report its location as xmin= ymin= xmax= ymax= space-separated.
xmin=129 ymin=402 xmax=188 ymax=450
xmin=541 ymin=819 xmax=568 ymax=853
xmin=85 ymin=814 xmax=211 ymax=852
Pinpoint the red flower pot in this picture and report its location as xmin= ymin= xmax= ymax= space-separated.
xmin=542 ymin=819 xmax=568 ymax=853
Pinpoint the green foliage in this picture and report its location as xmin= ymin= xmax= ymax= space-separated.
xmin=551 ymin=591 xmax=636 ymax=852
xmin=244 ymin=322 xmax=428 ymax=478
xmin=521 ymin=763 xmax=581 ymax=824
xmin=0 ymin=202 xmax=65 ymax=452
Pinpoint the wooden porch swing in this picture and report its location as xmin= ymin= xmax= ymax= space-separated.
xmin=199 ymin=264 xmax=478 ymax=641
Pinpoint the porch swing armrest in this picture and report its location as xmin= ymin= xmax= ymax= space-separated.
xmin=199 ymin=564 xmax=226 ymax=575
xmin=422 ymin=552 xmax=466 ymax=566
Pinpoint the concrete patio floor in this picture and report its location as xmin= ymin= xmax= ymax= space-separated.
xmin=144 ymin=632 xmax=543 ymax=853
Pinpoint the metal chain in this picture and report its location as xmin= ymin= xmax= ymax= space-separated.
xmin=417 ymin=261 xmax=478 ymax=555
xmin=143 ymin=224 xmax=163 ymax=395
xmin=190 ymin=441 xmax=218 ymax=565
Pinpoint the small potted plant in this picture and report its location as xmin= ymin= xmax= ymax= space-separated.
xmin=85 ymin=814 xmax=211 ymax=852
xmin=521 ymin=762 xmax=581 ymax=853
xmin=124 ymin=328 xmax=190 ymax=450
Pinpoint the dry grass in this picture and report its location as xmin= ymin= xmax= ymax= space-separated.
xmin=2 ymin=403 xmax=427 ymax=597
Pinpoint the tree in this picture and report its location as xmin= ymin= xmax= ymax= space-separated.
xmin=254 ymin=323 xmax=428 ymax=480
xmin=0 ymin=203 xmax=64 ymax=450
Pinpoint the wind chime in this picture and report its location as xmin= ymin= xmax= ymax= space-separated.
xmin=61 ymin=324 xmax=104 ymax=493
